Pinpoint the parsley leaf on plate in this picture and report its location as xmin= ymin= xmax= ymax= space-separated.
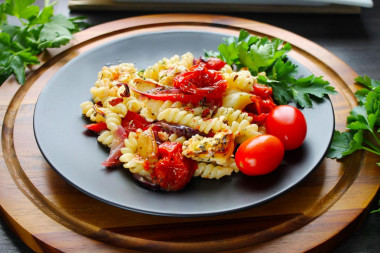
xmin=0 ymin=0 xmax=88 ymax=86
xmin=205 ymin=30 xmax=336 ymax=108
xmin=291 ymin=75 xmax=335 ymax=108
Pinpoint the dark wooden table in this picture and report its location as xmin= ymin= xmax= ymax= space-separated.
xmin=1 ymin=0 xmax=379 ymax=252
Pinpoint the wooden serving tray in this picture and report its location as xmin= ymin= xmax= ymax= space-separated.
xmin=1 ymin=14 xmax=379 ymax=252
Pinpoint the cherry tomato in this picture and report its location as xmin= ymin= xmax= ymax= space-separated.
xmin=235 ymin=135 xmax=284 ymax=176
xmin=265 ymin=105 xmax=307 ymax=150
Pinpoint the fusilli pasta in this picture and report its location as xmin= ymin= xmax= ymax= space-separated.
xmin=81 ymin=50 xmax=279 ymax=191
xmin=223 ymin=70 xmax=255 ymax=92
xmin=157 ymin=107 xmax=228 ymax=134
xmin=120 ymin=132 xmax=151 ymax=178
xmin=195 ymin=160 xmax=239 ymax=179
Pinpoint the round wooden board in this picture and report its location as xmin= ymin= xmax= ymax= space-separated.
xmin=1 ymin=14 xmax=379 ymax=253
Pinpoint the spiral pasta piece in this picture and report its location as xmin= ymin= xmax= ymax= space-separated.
xmin=96 ymin=63 xmax=137 ymax=86
xmin=157 ymin=108 xmax=228 ymax=134
xmin=223 ymin=70 xmax=255 ymax=92
xmin=168 ymin=133 xmax=187 ymax=144
xmin=179 ymin=52 xmax=194 ymax=69
xmin=125 ymin=97 xmax=143 ymax=112
xmin=213 ymin=107 xmax=253 ymax=125
xmin=195 ymin=160 xmax=239 ymax=179
xmin=229 ymin=120 xmax=261 ymax=143
xmin=97 ymin=130 xmax=113 ymax=146
xmin=103 ymin=96 xmax=143 ymax=118
xmin=80 ymin=101 xmax=94 ymax=115
xmin=120 ymin=132 xmax=151 ymax=178
xmin=219 ymin=64 xmax=233 ymax=74
xmin=158 ymin=65 xmax=187 ymax=86
xmin=143 ymin=55 xmax=180 ymax=81
xmin=222 ymin=90 xmax=253 ymax=111
xmin=117 ymin=63 xmax=138 ymax=83
xmin=105 ymin=112 xmax=121 ymax=133
xmin=80 ymin=101 xmax=107 ymax=123
xmin=139 ymin=99 xmax=184 ymax=122
xmin=120 ymin=131 xmax=138 ymax=155
xmin=156 ymin=53 xmax=194 ymax=86
xmin=103 ymin=98 xmax=128 ymax=116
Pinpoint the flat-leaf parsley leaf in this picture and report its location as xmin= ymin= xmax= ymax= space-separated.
xmin=327 ymin=75 xmax=380 ymax=161
xmin=0 ymin=0 xmax=88 ymax=85
xmin=205 ymin=30 xmax=337 ymax=108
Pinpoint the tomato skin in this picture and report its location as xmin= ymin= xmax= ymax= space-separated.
xmin=121 ymin=111 xmax=151 ymax=134
xmin=153 ymin=142 xmax=196 ymax=191
xmin=265 ymin=105 xmax=307 ymax=150
xmin=235 ymin=135 xmax=284 ymax=176
xmin=193 ymin=57 xmax=226 ymax=71
xmin=173 ymin=63 xmax=227 ymax=98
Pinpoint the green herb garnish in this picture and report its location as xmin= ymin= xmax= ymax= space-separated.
xmin=327 ymin=75 xmax=380 ymax=162
xmin=0 ymin=0 xmax=88 ymax=85
xmin=205 ymin=29 xmax=337 ymax=108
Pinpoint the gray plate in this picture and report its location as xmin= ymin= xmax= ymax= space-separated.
xmin=33 ymin=30 xmax=334 ymax=217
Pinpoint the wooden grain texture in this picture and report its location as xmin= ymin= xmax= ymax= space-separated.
xmin=1 ymin=14 xmax=379 ymax=253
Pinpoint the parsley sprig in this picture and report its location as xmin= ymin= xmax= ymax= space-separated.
xmin=327 ymin=75 xmax=380 ymax=164
xmin=0 ymin=0 xmax=87 ymax=85
xmin=205 ymin=30 xmax=337 ymax=108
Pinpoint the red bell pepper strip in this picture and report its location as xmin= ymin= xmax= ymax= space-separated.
xmin=252 ymin=83 xmax=273 ymax=99
xmin=84 ymin=122 xmax=108 ymax=133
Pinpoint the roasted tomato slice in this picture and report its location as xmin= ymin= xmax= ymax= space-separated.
xmin=152 ymin=142 xmax=197 ymax=191
xmin=173 ymin=63 xmax=227 ymax=98
xmin=193 ymin=57 xmax=227 ymax=71
xmin=128 ymin=61 xmax=226 ymax=107
xmin=244 ymin=83 xmax=277 ymax=124
xmin=121 ymin=111 xmax=151 ymax=134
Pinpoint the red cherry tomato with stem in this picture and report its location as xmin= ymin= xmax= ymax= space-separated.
xmin=235 ymin=134 xmax=284 ymax=176
xmin=265 ymin=105 xmax=307 ymax=150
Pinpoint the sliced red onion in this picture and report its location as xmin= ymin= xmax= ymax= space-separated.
xmin=132 ymin=174 xmax=160 ymax=191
